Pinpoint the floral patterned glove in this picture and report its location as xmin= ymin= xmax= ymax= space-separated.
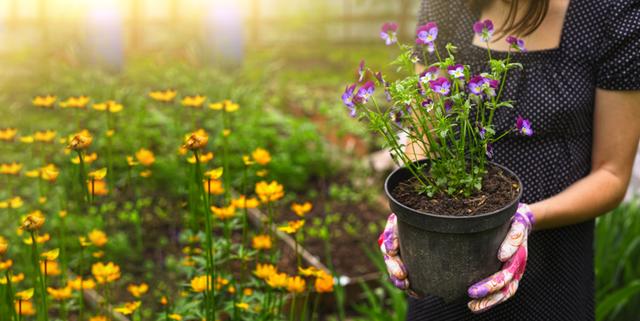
xmin=467 ymin=203 xmax=535 ymax=313
xmin=378 ymin=213 xmax=410 ymax=290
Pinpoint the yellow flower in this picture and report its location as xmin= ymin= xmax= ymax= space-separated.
xmin=67 ymin=130 xmax=93 ymax=150
xmin=90 ymin=316 xmax=108 ymax=321
xmin=47 ymin=286 xmax=72 ymax=300
xmin=255 ymin=181 xmax=284 ymax=203
xmin=41 ymin=260 xmax=61 ymax=276
xmin=251 ymin=235 xmax=272 ymax=250
xmin=182 ymin=129 xmax=209 ymax=150
xmin=58 ymin=210 xmax=67 ymax=218
xmin=291 ymin=202 xmax=313 ymax=217
xmin=286 ymin=276 xmax=306 ymax=294
xmin=209 ymin=100 xmax=239 ymax=112
xmin=32 ymin=95 xmax=57 ymax=108
xmin=20 ymin=136 xmax=34 ymax=144
xmin=0 ymin=162 xmax=22 ymax=175
xmin=88 ymin=180 xmax=108 ymax=196
xmin=78 ymin=237 xmax=92 ymax=247
xmin=21 ymin=210 xmax=45 ymax=232
xmin=16 ymin=288 xmax=34 ymax=300
xmin=232 ymin=195 xmax=260 ymax=209
xmin=160 ymin=296 xmax=168 ymax=305
xmin=266 ymin=273 xmax=288 ymax=289
xmin=92 ymin=100 xmax=123 ymax=113
xmin=149 ymin=89 xmax=177 ymax=103
xmin=114 ymin=301 xmax=141 ymax=315
xmin=88 ymin=230 xmax=108 ymax=247
xmin=204 ymin=179 xmax=224 ymax=195
xmin=204 ymin=167 xmax=223 ymax=179
xmin=67 ymin=277 xmax=96 ymax=290
xmin=59 ymin=96 xmax=90 ymax=109
xmin=91 ymin=262 xmax=121 ymax=284
xmin=298 ymin=266 xmax=322 ymax=277
xmin=71 ymin=152 xmax=98 ymax=164
xmin=0 ymin=272 xmax=24 ymax=285
xmin=0 ymin=259 xmax=13 ymax=270
xmin=243 ymin=288 xmax=253 ymax=296
xmin=251 ymin=148 xmax=271 ymax=165
xmin=88 ymin=168 xmax=107 ymax=180
xmin=9 ymin=196 xmax=24 ymax=209
xmin=92 ymin=251 xmax=105 ymax=258
xmin=106 ymin=129 xmax=115 ymax=137
xmin=140 ymin=170 xmax=152 ymax=178
xmin=190 ymin=275 xmax=211 ymax=293
xmin=278 ymin=220 xmax=305 ymax=234
xmin=33 ymin=130 xmax=57 ymax=143
xmin=126 ymin=156 xmax=138 ymax=167
xmin=314 ymin=271 xmax=335 ymax=293
xmin=41 ymin=248 xmax=60 ymax=261
xmin=169 ymin=314 xmax=183 ymax=320
xmin=254 ymin=263 xmax=277 ymax=280
xmin=256 ymin=169 xmax=268 ymax=177
xmin=187 ymin=151 xmax=214 ymax=164
xmin=127 ymin=283 xmax=149 ymax=298
xmin=41 ymin=164 xmax=60 ymax=182
xmin=235 ymin=302 xmax=249 ymax=311
xmin=0 ymin=237 xmax=8 ymax=256
xmin=25 ymin=169 xmax=40 ymax=178
xmin=23 ymin=233 xmax=50 ymax=245
xmin=0 ymin=128 xmax=18 ymax=141
xmin=16 ymin=300 xmax=36 ymax=315
xmin=135 ymin=148 xmax=156 ymax=166
xmin=211 ymin=204 xmax=236 ymax=220
xmin=223 ymin=129 xmax=231 ymax=137
xmin=242 ymin=155 xmax=254 ymax=166
xmin=181 ymin=95 xmax=206 ymax=108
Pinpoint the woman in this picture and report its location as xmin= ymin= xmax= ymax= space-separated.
xmin=379 ymin=0 xmax=640 ymax=319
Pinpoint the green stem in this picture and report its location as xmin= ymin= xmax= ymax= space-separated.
xmin=194 ymin=151 xmax=215 ymax=321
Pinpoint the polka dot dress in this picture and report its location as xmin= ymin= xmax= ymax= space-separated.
xmin=408 ymin=0 xmax=640 ymax=320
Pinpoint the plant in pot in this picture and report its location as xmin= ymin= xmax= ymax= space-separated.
xmin=341 ymin=21 xmax=534 ymax=302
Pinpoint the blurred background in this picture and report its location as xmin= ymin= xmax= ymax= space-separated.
xmin=1 ymin=1 xmax=639 ymax=320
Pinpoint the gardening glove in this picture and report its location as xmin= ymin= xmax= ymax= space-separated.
xmin=467 ymin=203 xmax=535 ymax=313
xmin=378 ymin=213 xmax=414 ymax=293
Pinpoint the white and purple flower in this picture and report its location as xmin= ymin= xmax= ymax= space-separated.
xmin=473 ymin=19 xmax=494 ymax=42
xmin=447 ymin=64 xmax=465 ymax=79
xmin=469 ymin=75 xmax=485 ymax=96
xmin=380 ymin=22 xmax=399 ymax=46
xmin=358 ymin=60 xmax=366 ymax=82
xmin=419 ymin=66 xmax=440 ymax=83
xmin=429 ymin=77 xmax=451 ymax=96
xmin=354 ymin=81 xmax=376 ymax=105
xmin=516 ymin=115 xmax=533 ymax=136
xmin=390 ymin=109 xmax=404 ymax=127
xmin=416 ymin=22 xmax=438 ymax=45
xmin=342 ymin=83 xmax=358 ymax=117
xmin=506 ymin=36 xmax=526 ymax=52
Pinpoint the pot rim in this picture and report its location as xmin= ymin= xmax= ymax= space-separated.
xmin=384 ymin=159 xmax=523 ymax=219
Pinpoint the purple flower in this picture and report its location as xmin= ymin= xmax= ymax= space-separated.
xmin=506 ymin=36 xmax=526 ymax=52
xmin=444 ymin=100 xmax=453 ymax=113
xmin=473 ymin=19 xmax=494 ymax=42
xmin=421 ymin=99 xmax=434 ymax=110
xmin=354 ymin=81 xmax=375 ymax=105
xmin=358 ymin=60 xmax=366 ymax=82
xmin=484 ymin=78 xmax=499 ymax=97
xmin=468 ymin=75 xmax=485 ymax=95
xmin=390 ymin=109 xmax=404 ymax=127
xmin=447 ymin=64 xmax=465 ymax=79
xmin=486 ymin=143 xmax=494 ymax=158
xmin=375 ymin=72 xmax=392 ymax=102
xmin=477 ymin=123 xmax=486 ymax=139
xmin=419 ymin=66 xmax=439 ymax=83
xmin=380 ymin=22 xmax=398 ymax=46
xmin=429 ymin=77 xmax=451 ymax=95
xmin=342 ymin=83 xmax=357 ymax=117
xmin=516 ymin=115 xmax=533 ymax=136
xmin=416 ymin=22 xmax=438 ymax=45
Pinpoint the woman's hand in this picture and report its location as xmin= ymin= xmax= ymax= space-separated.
xmin=467 ymin=203 xmax=535 ymax=313
xmin=378 ymin=213 xmax=412 ymax=291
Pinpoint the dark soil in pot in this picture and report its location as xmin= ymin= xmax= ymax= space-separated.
xmin=391 ymin=164 xmax=519 ymax=216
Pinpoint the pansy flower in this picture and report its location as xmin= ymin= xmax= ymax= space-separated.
xmin=473 ymin=19 xmax=494 ymax=42
xmin=416 ymin=22 xmax=438 ymax=45
xmin=444 ymin=100 xmax=453 ymax=113
xmin=419 ymin=66 xmax=439 ymax=83
xmin=380 ymin=22 xmax=398 ymax=46
xmin=429 ymin=77 xmax=450 ymax=96
xmin=375 ymin=72 xmax=392 ymax=101
xmin=506 ymin=36 xmax=526 ymax=52
xmin=477 ymin=123 xmax=486 ymax=139
xmin=421 ymin=99 xmax=434 ymax=111
xmin=341 ymin=84 xmax=357 ymax=117
xmin=357 ymin=60 xmax=366 ymax=82
xmin=486 ymin=143 xmax=494 ymax=158
xmin=469 ymin=75 xmax=485 ymax=96
xmin=447 ymin=64 xmax=465 ymax=79
xmin=483 ymin=78 xmax=500 ymax=97
xmin=390 ymin=110 xmax=404 ymax=127
xmin=516 ymin=116 xmax=533 ymax=136
xmin=354 ymin=81 xmax=375 ymax=105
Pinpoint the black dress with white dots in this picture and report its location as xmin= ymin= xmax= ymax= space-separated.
xmin=409 ymin=0 xmax=640 ymax=320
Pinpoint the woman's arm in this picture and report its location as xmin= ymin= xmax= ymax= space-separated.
xmin=531 ymin=89 xmax=640 ymax=230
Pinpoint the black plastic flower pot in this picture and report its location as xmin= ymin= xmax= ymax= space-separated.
xmin=384 ymin=159 xmax=522 ymax=301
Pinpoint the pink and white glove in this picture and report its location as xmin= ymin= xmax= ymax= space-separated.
xmin=378 ymin=203 xmax=535 ymax=312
